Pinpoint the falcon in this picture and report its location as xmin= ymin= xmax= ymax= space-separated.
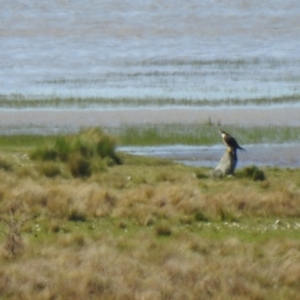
xmin=219 ymin=130 xmax=245 ymax=152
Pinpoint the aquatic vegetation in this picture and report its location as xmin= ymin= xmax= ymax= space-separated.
xmin=124 ymin=57 xmax=292 ymax=67
xmin=1 ymin=94 xmax=300 ymax=109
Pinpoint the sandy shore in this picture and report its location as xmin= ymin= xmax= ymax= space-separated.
xmin=1 ymin=106 xmax=300 ymax=130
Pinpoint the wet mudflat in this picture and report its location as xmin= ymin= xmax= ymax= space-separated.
xmin=2 ymin=105 xmax=300 ymax=132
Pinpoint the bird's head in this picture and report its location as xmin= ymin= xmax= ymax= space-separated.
xmin=219 ymin=129 xmax=226 ymax=137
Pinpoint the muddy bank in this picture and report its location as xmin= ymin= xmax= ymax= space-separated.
xmin=2 ymin=106 xmax=300 ymax=131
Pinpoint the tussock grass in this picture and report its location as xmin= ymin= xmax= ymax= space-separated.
xmin=68 ymin=153 xmax=91 ymax=178
xmin=30 ymin=128 xmax=121 ymax=177
xmin=155 ymin=221 xmax=172 ymax=236
xmin=0 ymin=155 xmax=14 ymax=172
xmin=38 ymin=162 xmax=62 ymax=178
xmin=0 ymin=212 xmax=26 ymax=258
xmin=236 ymin=166 xmax=266 ymax=181
xmin=0 ymin=132 xmax=300 ymax=298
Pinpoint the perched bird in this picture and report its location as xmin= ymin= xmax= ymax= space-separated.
xmin=219 ymin=130 xmax=245 ymax=152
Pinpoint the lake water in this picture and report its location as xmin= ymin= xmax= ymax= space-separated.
xmin=119 ymin=143 xmax=300 ymax=169
xmin=1 ymin=1 xmax=300 ymax=168
xmin=1 ymin=0 xmax=300 ymax=104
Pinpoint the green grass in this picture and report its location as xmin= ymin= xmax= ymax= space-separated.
xmin=116 ymin=123 xmax=300 ymax=146
xmin=0 ymin=134 xmax=56 ymax=150
xmin=0 ymin=130 xmax=300 ymax=298
xmin=0 ymin=94 xmax=300 ymax=109
xmin=236 ymin=165 xmax=266 ymax=181
xmin=1 ymin=124 xmax=300 ymax=151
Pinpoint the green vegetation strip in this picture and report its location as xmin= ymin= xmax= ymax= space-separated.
xmin=124 ymin=57 xmax=298 ymax=67
xmin=115 ymin=124 xmax=300 ymax=146
xmin=1 ymin=124 xmax=300 ymax=147
xmin=0 ymin=94 xmax=300 ymax=108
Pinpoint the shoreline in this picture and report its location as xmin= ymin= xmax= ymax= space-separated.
xmin=119 ymin=143 xmax=300 ymax=169
xmin=2 ymin=106 xmax=300 ymax=129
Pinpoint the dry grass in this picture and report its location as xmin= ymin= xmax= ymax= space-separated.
xmin=0 ymin=139 xmax=300 ymax=299
xmin=0 ymin=232 xmax=300 ymax=299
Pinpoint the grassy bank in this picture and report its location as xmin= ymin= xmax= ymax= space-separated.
xmin=115 ymin=123 xmax=300 ymax=146
xmin=0 ymin=129 xmax=300 ymax=299
xmin=2 ymin=124 xmax=300 ymax=147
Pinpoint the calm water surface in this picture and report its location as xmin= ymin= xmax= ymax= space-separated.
xmin=1 ymin=0 xmax=300 ymax=103
xmin=1 ymin=1 xmax=300 ymax=167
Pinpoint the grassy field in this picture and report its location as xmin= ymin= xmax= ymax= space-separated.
xmin=0 ymin=128 xmax=300 ymax=299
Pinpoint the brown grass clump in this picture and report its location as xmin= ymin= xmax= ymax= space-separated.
xmin=0 ymin=211 xmax=25 ymax=258
xmin=68 ymin=153 xmax=92 ymax=178
xmin=155 ymin=221 xmax=172 ymax=236
xmin=37 ymin=162 xmax=62 ymax=178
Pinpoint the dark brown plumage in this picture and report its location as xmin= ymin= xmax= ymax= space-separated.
xmin=219 ymin=130 xmax=245 ymax=152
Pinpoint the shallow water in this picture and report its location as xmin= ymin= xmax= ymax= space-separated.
xmin=119 ymin=143 xmax=300 ymax=169
xmin=1 ymin=1 xmax=300 ymax=168
xmin=1 ymin=0 xmax=300 ymax=104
